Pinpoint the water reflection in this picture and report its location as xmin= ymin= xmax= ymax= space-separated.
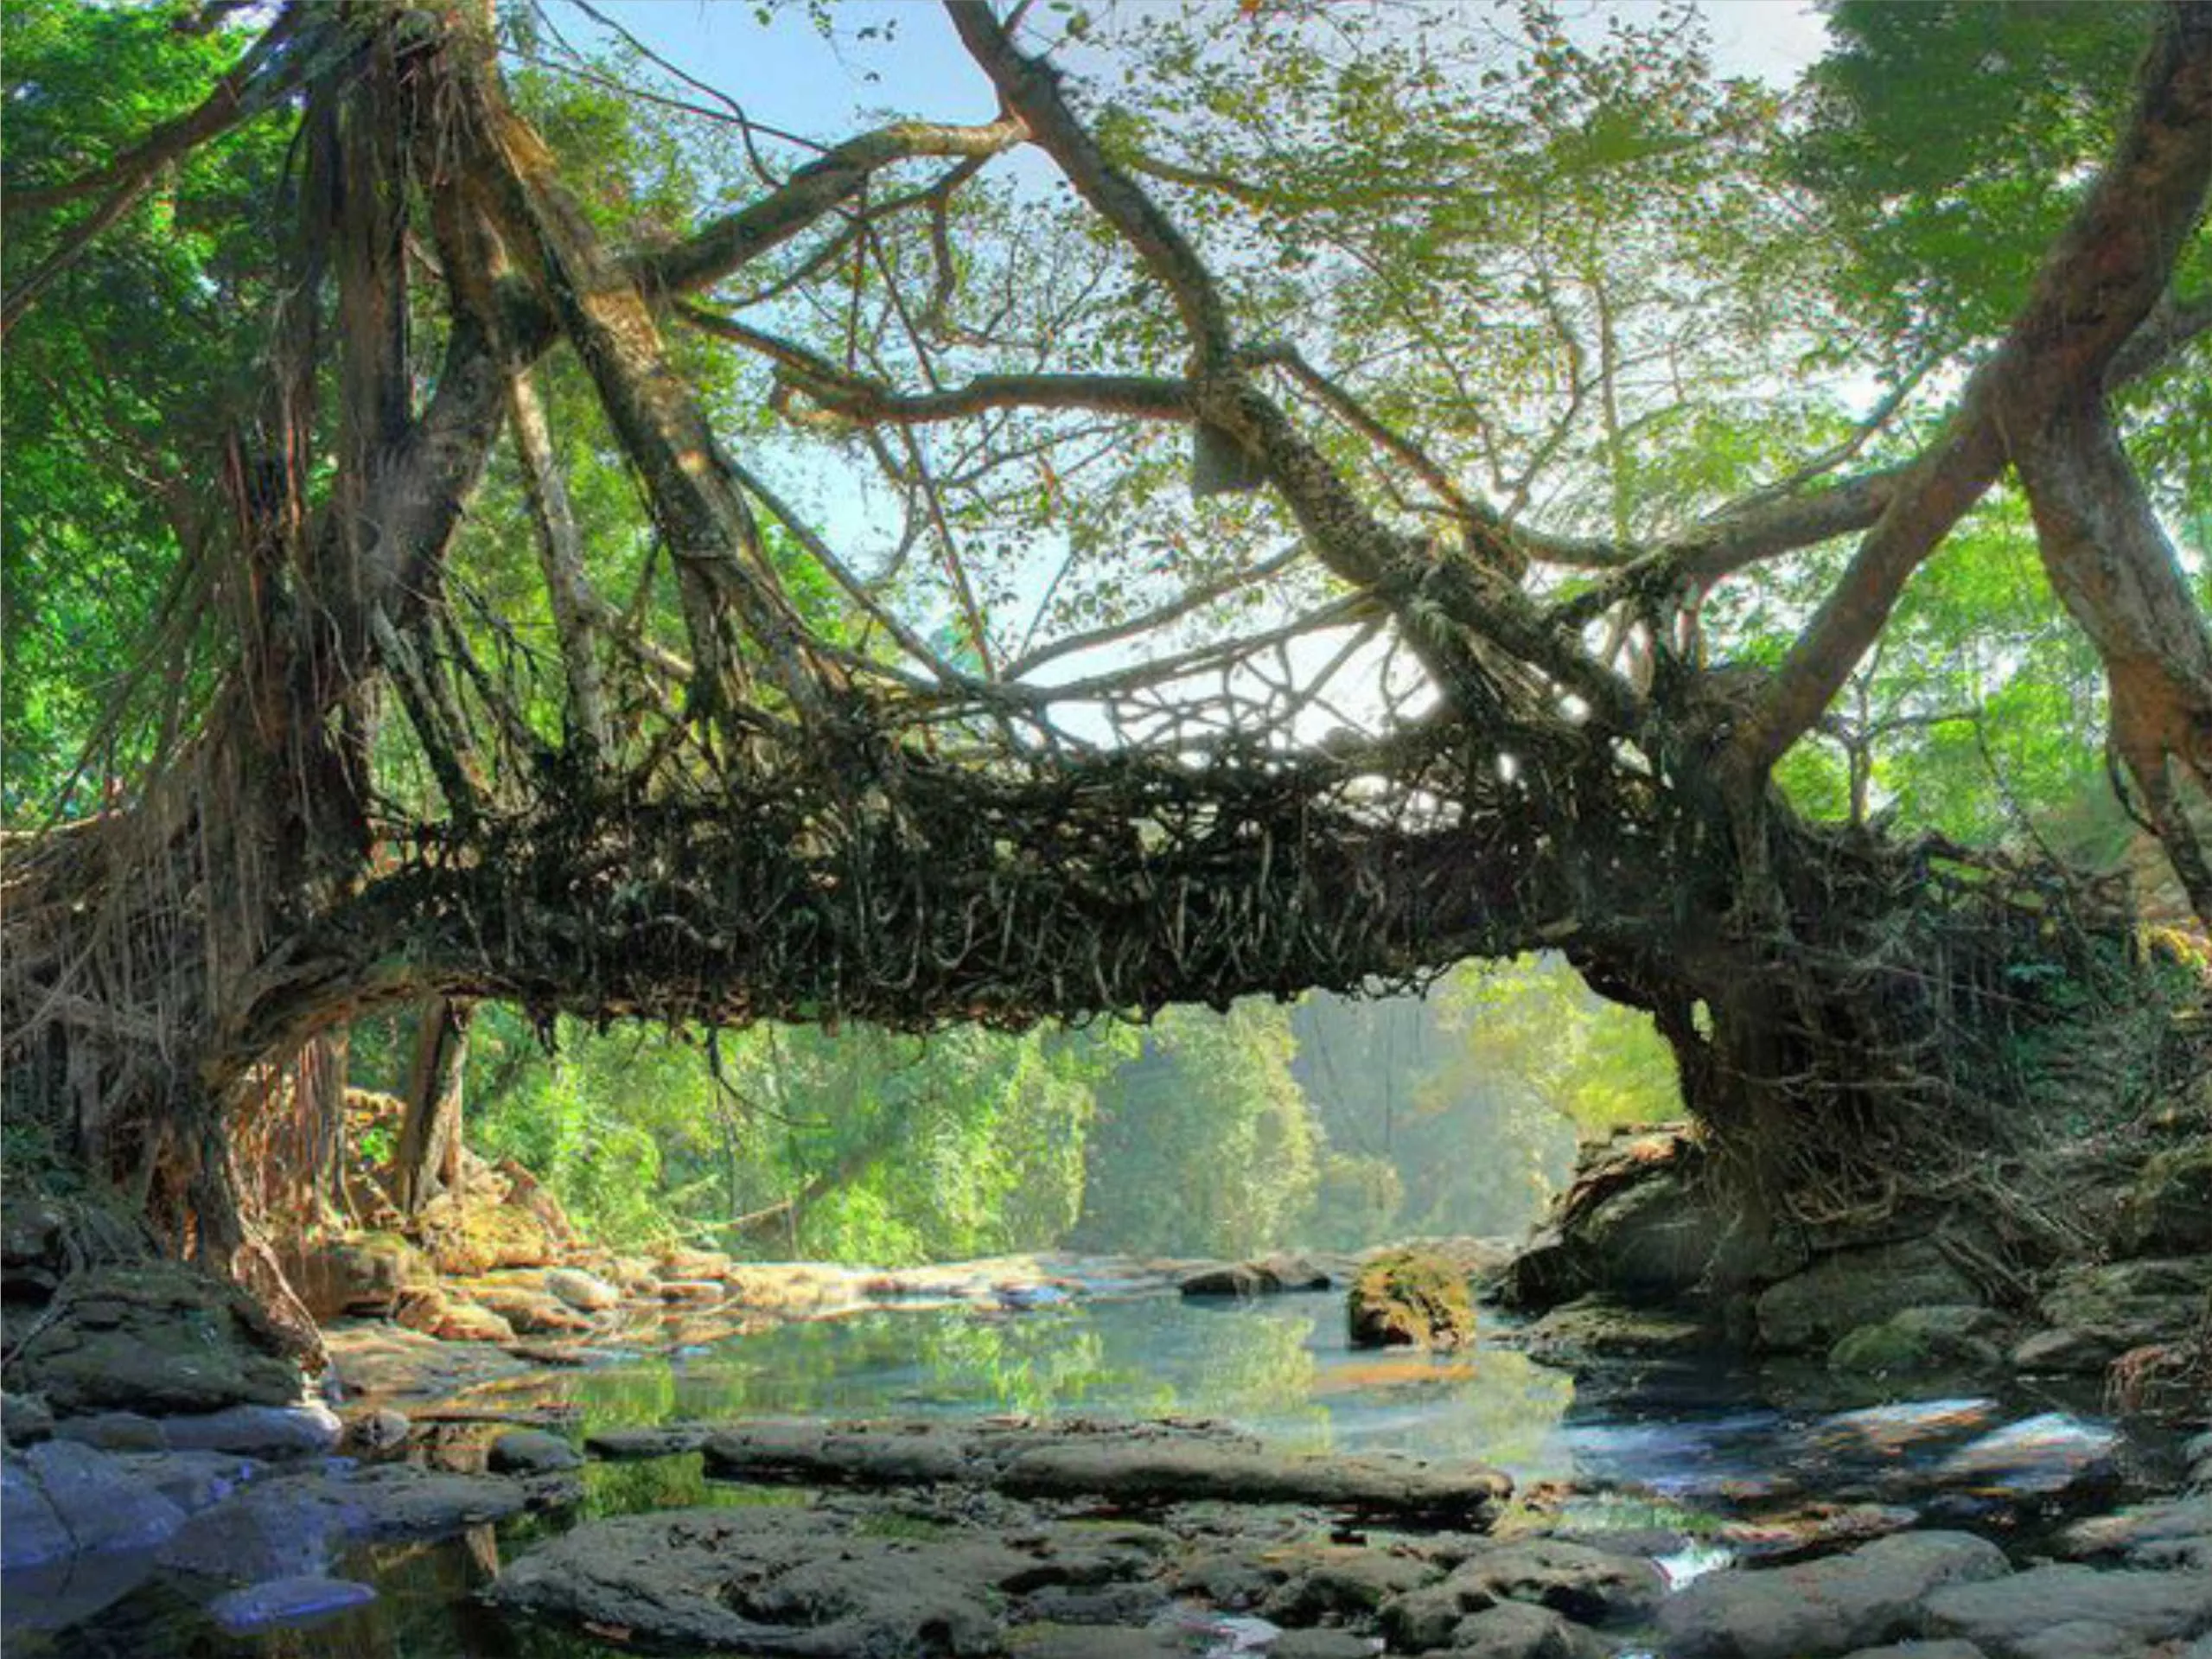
xmin=488 ymin=1294 xmax=1580 ymax=1480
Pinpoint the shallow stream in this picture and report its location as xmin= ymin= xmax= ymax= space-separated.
xmin=7 ymin=1281 xmax=2177 ymax=1657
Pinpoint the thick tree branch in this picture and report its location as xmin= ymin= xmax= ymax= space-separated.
xmin=452 ymin=65 xmax=841 ymax=737
xmin=682 ymin=303 xmax=1191 ymax=424
xmin=2018 ymin=388 xmax=2212 ymax=924
xmin=1724 ymin=0 xmax=2212 ymax=783
xmin=638 ymin=118 xmax=1026 ymax=299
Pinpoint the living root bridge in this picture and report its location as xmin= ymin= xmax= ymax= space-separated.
xmin=308 ymin=743 xmax=1578 ymax=1034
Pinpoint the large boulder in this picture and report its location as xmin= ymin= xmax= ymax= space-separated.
xmin=1347 ymin=1249 xmax=1475 ymax=1350
xmin=1656 ymin=1530 xmax=2011 ymax=1659
xmin=3 ymin=1440 xmax=188 ymax=1567
xmin=1755 ymin=1241 xmax=1981 ymax=1354
xmin=6 ymin=1262 xmax=303 ymax=1417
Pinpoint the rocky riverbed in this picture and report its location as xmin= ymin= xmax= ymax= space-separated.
xmin=6 ymin=1120 xmax=2209 ymax=1657
xmin=4 ymin=1242 xmax=2209 ymax=1657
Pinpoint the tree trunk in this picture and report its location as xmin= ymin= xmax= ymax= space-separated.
xmin=393 ymin=997 xmax=472 ymax=1216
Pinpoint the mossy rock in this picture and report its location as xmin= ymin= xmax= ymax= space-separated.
xmin=1347 ymin=1251 xmax=1474 ymax=1350
xmin=5 ymin=1262 xmax=302 ymax=1416
xmin=1826 ymin=1306 xmax=2005 ymax=1378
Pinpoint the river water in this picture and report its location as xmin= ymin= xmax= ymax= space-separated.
xmin=6 ymin=1283 xmax=2172 ymax=1657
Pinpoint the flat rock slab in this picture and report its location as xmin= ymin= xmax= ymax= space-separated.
xmin=322 ymin=1323 xmax=531 ymax=1401
xmin=158 ymin=1464 xmax=545 ymax=1581
xmin=490 ymin=1503 xmax=1165 ymax=1656
xmin=1000 ymin=1442 xmax=1508 ymax=1525
xmin=700 ymin=1417 xmax=1509 ymax=1527
xmin=1656 ymin=1530 xmax=2011 ymax=1659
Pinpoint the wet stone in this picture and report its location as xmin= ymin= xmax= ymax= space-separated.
xmin=8 ymin=1262 xmax=303 ymax=1417
xmin=1347 ymin=1250 xmax=1476 ymax=1350
xmin=158 ymin=1464 xmax=536 ymax=1581
xmin=1445 ymin=1538 xmax=1663 ymax=1624
xmin=1266 ymin=1631 xmax=1382 ymax=1659
xmin=1 ymin=1453 xmax=73 ymax=1569
xmin=695 ymin=1414 xmax=1508 ymax=1526
xmin=207 ymin=1574 xmax=377 ymax=1634
xmin=1258 ymin=1542 xmax=1437 ymax=1624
